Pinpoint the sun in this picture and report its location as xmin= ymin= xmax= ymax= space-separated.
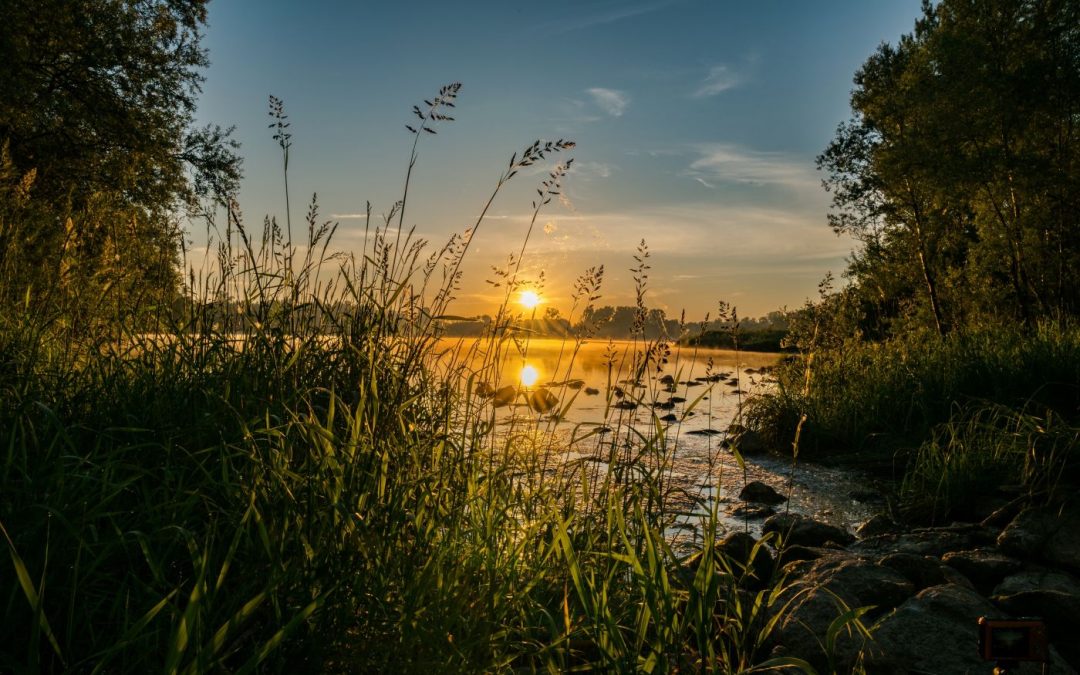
xmin=519 ymin=290 xmax=541 ymax=309
xmin=520 ymin=364 xmax=539 ymax=387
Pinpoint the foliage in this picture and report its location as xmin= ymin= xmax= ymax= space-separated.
xmin=0 ymin=85 xmax=856 ymax=673
xmin=900 ymin=403 xmax=1079 ymax=524
xmin=0 ymin=0 xmax=241 ymax=320
xmin=745 ymin=319 xmax=1080 ymax=465
xmin=687 ymin=329 xmax=790 ymax=353
xmin=819 ymin=0 xmax=1080 ymax=335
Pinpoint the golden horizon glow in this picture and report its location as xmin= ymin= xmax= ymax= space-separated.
xmin=519 ymin=290 xmax=541 ymax=309
xmin=520 ymin=364 xmax=539 ymax=387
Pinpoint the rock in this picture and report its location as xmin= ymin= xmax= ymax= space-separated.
xmin=717 ymin=532 xmax=775 ymax=589
xmin=998 ymin=507 xmax=1059 ymax=556
xmin=738 ymin=480 xmax=787 ymax=505
xmin=770 ymin=555 xmax=913 ymax=671
xmin=866 ymin=583 xmax=1075 ymax=673
xmin=851 ymin=523 xmax=995 ymax=558
xmin=856 ymin=513 xmax=898 ymax=539
xmin=774 ymin=545 xmax=846 ymax=569
xmin=763 ymin=513 xmax=855 ymax=548
xmin=993 ymin=569 xmax=1080 ymax=666
xmin=997 ymin=502 xmax=1080 ymax=575
xmin=864 ymin=584 xmax=1005 ymax=674
xmin=811 ymin=555 xmax=915 ymax=613
xmin=941 ymin=548 xmax=1021 ymax=594
xmin=526 ymin=388 xmax=559 ymax=414
xmin=729 ymin=503 xmax=776 ymax=520
xmin=770 ymin=577 xmax=868 ymax=671
xmin=491 ymin=385 xmax=517 ymax=407
xmin=879 ymin=552 xmax=974 ymax=592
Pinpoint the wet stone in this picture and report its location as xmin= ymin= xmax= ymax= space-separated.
xmin=856 ymin=513 xmax=898 ymax=539
xmin=763 ymin=513 xmax=855 ymax=548
xmin=738 ymin=480 xmax=788 ymax=505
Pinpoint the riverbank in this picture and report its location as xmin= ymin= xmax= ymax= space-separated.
xmin=743 ymin=323 xmax=1080 ymax=524
xmin=704 ymin=476 xmax=1080 ymax=672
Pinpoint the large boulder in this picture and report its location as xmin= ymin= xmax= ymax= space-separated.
xmin=941 ymin=548 xmax=1022 ymax=594
xmin=717 ymin=531 xmax=775 ymax=589
xmin=997 ymin=502 xmax=1080 ymax=575
xmin=769 ymin=554 xmax=915 ymax=671
xmin=851 ymin=523 xmax=995 ymax=558
xmin=775 ymin=545 xmax=850 ymax=569
xmin=865 ymin=584 xmax=1075 ymax=674
xmin=763 ymin=513 xmax=855 ymax=548
xmin=879 ymin=552 xmax=974 ymax=592
xmin=992 ymin=569 xmax=1080 ymax=666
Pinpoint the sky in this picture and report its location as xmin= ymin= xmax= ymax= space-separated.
xmin=193 ymin=0 xmax=924 ymax=320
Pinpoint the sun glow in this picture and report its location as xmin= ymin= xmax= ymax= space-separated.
xmin=519 ymin=290 xmax=541 ymax=309
xmin=520 ymin=364 xmax=539 ymax=387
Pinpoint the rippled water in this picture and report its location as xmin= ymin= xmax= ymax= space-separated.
xmin=438 ymin=338 xmax=879 ymax=542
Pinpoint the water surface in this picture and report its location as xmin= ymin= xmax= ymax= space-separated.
xmin=437 ymin=338 xmax=878 ymax=543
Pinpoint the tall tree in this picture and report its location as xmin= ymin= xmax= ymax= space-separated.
xmin=820 ymin=0 xmax=1080 ymax=333
xmin=0 ymin=0 xmax=240 ymax=317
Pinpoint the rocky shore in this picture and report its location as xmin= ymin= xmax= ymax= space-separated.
xmin=688 ymin=486 xmax=1080 ymax=673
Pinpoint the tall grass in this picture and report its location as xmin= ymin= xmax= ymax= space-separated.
xmin=745 ymin=316 xmax=1080 ymax=523
xmin=0 ymin=85 xmax=843 ymax=672
xmin=746 ymin=322 xmax=1080 ymax=460
xmin=899 ymin=403 xmax=1080 ymax=524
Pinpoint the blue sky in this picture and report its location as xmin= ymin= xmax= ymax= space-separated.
xmin=193 ymin=0 xmax=924 ymax=318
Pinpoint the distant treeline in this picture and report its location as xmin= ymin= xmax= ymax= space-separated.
xmin=438 ymin=306 xmax=789 ymax=343
xmin=685 ymin=329 xmax=790 ymax=352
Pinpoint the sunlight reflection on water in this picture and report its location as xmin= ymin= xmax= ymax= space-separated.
xmin=438 ymin=338 xmax=877 ymax=546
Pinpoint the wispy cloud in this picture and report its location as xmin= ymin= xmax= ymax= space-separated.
xmin=693 ymin=64 xmax=742 ymax=97
xmin=330 ymin=212 xmax=369 ymax=219
xmin=466 ymin=203 xmax=844 ymax=261
xmin=686 ymin=143 xmax=818 ymax=192
xmin=587 ymin=88 xmax=629 ymax=117
xmin=571 ymin=160 xmax=614 ymax=180
xmin=557 ymin=0 xmax=681 ymax=32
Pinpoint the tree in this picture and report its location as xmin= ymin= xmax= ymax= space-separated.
xmin=820 ymin=0 xmax=1080 ymax=333
xmin=0 ymin=0 xmax=240 ymax=319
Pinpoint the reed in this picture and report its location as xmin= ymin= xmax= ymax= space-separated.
xmin=0 ymin=85 xmax=854 ymax=673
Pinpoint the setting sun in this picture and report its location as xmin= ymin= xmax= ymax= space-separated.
xmin=520 ymin=364 xmax=539 ymax=387
xmin=519 ymin=290 xmax=541 ymax=309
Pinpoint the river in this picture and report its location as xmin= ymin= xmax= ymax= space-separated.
xmin=434 ymin=337 xmax=878 ymax=544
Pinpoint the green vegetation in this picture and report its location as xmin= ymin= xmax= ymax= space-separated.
xmin=0 ymin=32 xmax=849 ymax=666
xmin=0 ymin=0 xmax=241 ymax=322
xmin=8 ymin=0 xmax=1079 ymax=669
xmin=748 ymin=0 xmax=1080 ymax=522
xmin=686 ymin=330 xmax=789 ymax=353
xmin=442 ymin=307 xmax=789 ymax=344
